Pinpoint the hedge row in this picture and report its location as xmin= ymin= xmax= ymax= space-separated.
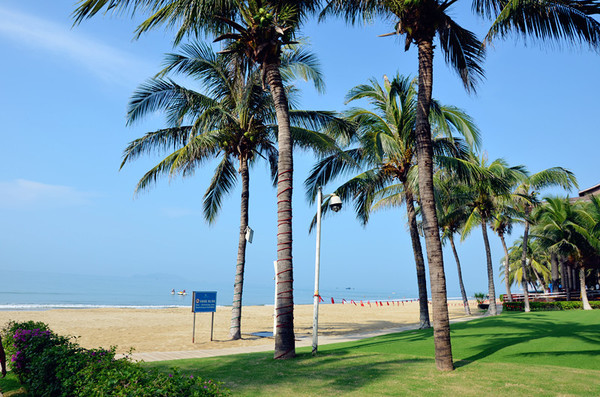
xmin=1 ymin=321 xmax=229 ymax=397
xmin=503 ymin=301 xmax=600 ymax=311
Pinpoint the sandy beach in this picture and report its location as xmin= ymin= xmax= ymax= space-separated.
xmin=0 ymin=301 xmax=478 ymax=354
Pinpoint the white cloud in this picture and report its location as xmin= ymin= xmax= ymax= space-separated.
xmin=0 ymin=6 xmax=152 ymax=87
xmin=0 ymin=179 xmax=94 ymax=209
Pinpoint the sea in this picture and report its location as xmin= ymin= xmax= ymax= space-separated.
xmin=1 ymin=270 xmax=430 ymax=311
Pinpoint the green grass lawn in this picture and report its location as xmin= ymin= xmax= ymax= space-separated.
xmin=146 ymin=310 xmax=600 ymax=396
xmin=2 ymin=310 xmax=599 ymax=396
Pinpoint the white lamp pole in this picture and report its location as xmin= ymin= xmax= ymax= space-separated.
xmin=312 ymin=187 xmax=323 ymax=355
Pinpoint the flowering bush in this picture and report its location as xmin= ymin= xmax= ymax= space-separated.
xmin=1 ymin=321 xmax=229 ymax=396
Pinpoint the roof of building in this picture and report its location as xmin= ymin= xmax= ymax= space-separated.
xmin=579 ymin=183 xmax=600 ymax=197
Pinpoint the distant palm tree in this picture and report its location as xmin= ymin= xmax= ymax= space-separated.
xmin=501 ymin=237 xmax=552 ymax=294
xmin=460 ymin=154 xmax=526 ymax=316
xmin=490 ymin=207 xmax=518 ymax=302
xmin=510 ymin=168 xmax=577 ymax=311
xmin=306 ymin=74 xmax=479 ymax=328
xmin=121 ymin=42 xmax=345 ymax=339
xmin=435 ymin=178 xmax=473 ymax=315
xmin=534 ymin=196 xmax=599 ymax=309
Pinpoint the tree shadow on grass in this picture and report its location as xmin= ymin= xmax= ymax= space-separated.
xmin=148 ymin=311 xmax=600 ymax=392
xmin=450 ymin=312 xmax=600 ymax=369
xmin=150 ymin=347 xmax=431 ymax=394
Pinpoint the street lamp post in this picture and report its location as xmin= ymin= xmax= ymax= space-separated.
xmin=312 ymin=187 xmax=323 ymax=356
xmin=312 ymin=188 xmax=342 ymax=356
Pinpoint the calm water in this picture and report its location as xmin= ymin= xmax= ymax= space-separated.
xmin=1 ymin=270 xmax=429 ymax=310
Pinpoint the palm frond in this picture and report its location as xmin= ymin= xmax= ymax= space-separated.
xmin=437 ymin=15 xmax=486 ymax=93
xmin=280 ymin=47 xmax=325 ymax=93
xmin=482 ymin=0 xmax=600 ymax=51
xmin=120 ymin=127 xmax=192 ymax=169
xmin=529 ymin=167 xmax=579 ymax=191
xmin=203 ymin=155 xmax=238 ymax=223
xmin=127 ymin=78 xmax=217 ymax=126
xmin=304 ymin=148 xmax=365 ymax=200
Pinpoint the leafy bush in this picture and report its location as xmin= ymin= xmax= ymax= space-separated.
xmin=1 ymin=321 xmax=228 ymax=397
xmin=474 ymin=292 xmax=487 ymax=304
xmin=503 ymin=301 xmax=600 ymax=311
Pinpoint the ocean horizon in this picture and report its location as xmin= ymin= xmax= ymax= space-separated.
xmin=2 ymin=269 xmax=466 ymax=311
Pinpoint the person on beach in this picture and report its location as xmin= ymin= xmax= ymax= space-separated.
xmin=0 ymin=335 xmax=7 ymax=377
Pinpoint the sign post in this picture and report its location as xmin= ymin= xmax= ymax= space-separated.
xmin=192 ymin=291 xmax=217 ymax=343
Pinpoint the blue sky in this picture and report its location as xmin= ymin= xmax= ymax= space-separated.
xmin=1 ymin=1 xmax=598 ymax=303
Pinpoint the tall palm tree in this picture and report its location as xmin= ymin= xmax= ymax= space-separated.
xmin=510 ymin=168 xmax=577 ymax=311
xmin=460 ymin=154 xmax=526 ymax=316
xmin=319 ymin=0 xmax=600 ymax=371
xmin=120 ymin=42 xmax=345 ymax=340
xmin=74 ymin=0 xmax=324 ymax=359
xmin=306 ymin=74 xmax=479 ymax=329
xmin=320 ymin=0 xmax=485 ymax=371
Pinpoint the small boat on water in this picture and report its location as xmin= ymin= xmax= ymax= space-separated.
xmin=177 ymin=289 xmax=187 ymax=296
xmin=170 ymin=289 xmax=175 ymax=295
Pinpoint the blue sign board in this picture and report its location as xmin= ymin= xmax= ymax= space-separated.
xmin=192 ymin=291 xmax=217 ymax=313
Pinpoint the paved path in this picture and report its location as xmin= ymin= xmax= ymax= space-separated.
xmin=128 ymin=312 xmax=488 ymax=363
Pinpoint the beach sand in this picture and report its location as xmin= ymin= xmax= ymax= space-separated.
xmin=0 ymin=301 xmax=478 ymax=354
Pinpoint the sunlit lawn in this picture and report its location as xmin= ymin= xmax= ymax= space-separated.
xmin=1 ymin=310 xmax=599 ymax=396
xmin=147 ymin=310 xmax=600 ymax=396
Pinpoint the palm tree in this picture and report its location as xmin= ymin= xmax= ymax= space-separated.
xmin=490 ymin=206 xmax=518 ymax=302
xmin=501 ymin=237 xmax=552 ymax=294
xmin=320 ymin=0 xmax=485 ymax=371
xmin=534 ymin=196 xmax=600 ymax=309
xmin=74 ymin=0 xmax=324 ymax=359
xmin=510 ymin=168 xmax=577 ymax=311
xmin=120 ymin=42 xmax=344 ymax=340
xmin=435 ymin=177 xmax=473 ymax=315
xmin=460 ymin=154 xmax=526 ymax=316
xmin=213 ymin=2 xmax=325 ymax=359
xmin=319 ymin=0 xmax=600 ymax=371
xmin=306 ymin=74 xmax=479 ymax=329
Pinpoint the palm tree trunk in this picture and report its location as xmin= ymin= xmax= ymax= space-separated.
xmin=520 ymin=221 xmax=531 ymax=312
xmin=265 ymin=62 xmax=295 ymax=359
xmin=531 ymin=266 xmax=546 ymax=292
xmin=499 ymin=234 xmax=512 ymax=302
xmin=416 ymin=39 xmax=453 ymax=371
xmin=561 ymin=258 xmax=571 ymax=301
xmin=448 ymin=236 xmax=471 ymax=315
xmin=550 ymin=253 xmax=559 ymax=293
xmin=481 ymin=219 xmax=497 ymax=315
xmin=405 ymin=188 xmax=431 ymax=328
xmin=580 ymin=267 xmax=592 ymax=310
xmin=230 ymin=157 xmax=249 ymax=340
xmin=567 ymin=264 xmax=574 ymax=298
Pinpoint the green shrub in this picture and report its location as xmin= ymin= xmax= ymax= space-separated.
xmin=503 ymin=301 xmax=600 ymax=312
xmin=1 ymin=321 xmax=228 ymax=397
xmin=75 ymin=362 xmax=225 ymax=396
xmin=474 ymin=292 xmax=487 ymax=304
